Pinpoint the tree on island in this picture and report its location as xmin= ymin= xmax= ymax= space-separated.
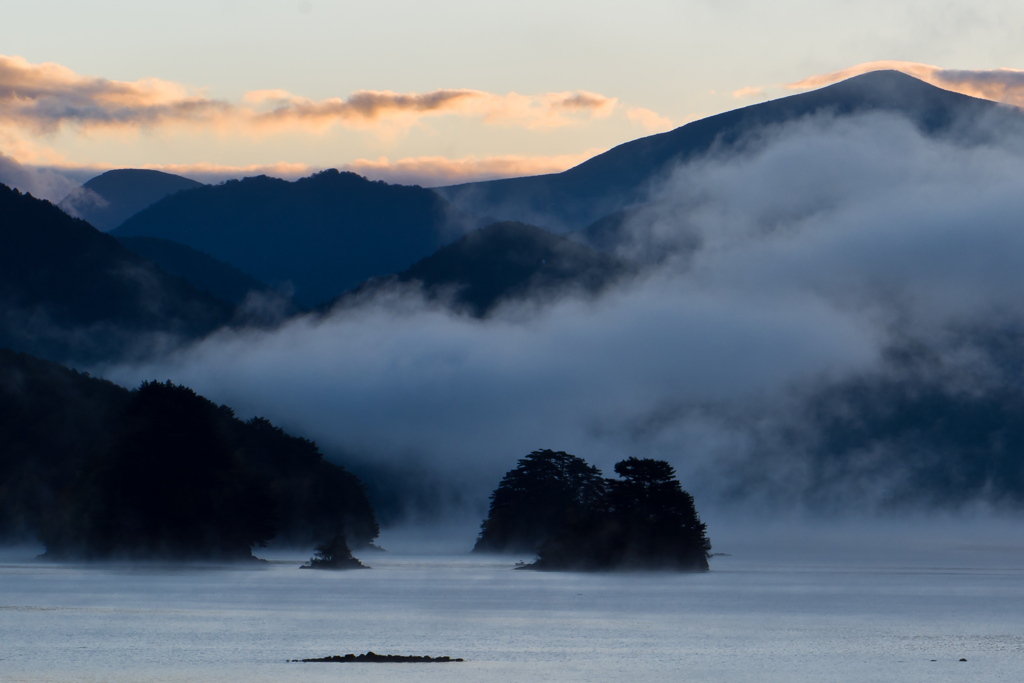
xmin=531 ymin=457 xmax=711 ymax=571
xmin=474 ymin=450 xmax=711 ymax=571
xmin=473 ymin=449 xmax=607 ymax=553
xmin=302 ymin=533 xmax=368 ymax=570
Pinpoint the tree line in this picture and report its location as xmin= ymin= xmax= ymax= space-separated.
xmin=0 ymin=348 xmax=378 ymax=560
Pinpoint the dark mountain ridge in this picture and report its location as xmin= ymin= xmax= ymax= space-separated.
xmin=116 ymin=235 xmax=301 ymax=314
xmin=59 ymin=169 xmax=205 ymax=232
xmin=113 ymin=170 xmax=481 ymax=307
xmin=332 ymin=221 xmax=634 ymax=317
xmin=438 ymin=71 xmax=1013 ymax=232
xmin=0 ymin=184 xmax=233 ymax=364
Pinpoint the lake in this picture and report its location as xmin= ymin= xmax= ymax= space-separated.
xmin=2 ymin=519 xmax=1023 ymax=682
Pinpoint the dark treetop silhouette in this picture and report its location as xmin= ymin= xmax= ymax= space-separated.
xmin=476 ymin=450 xmax=711 ymax=570
xmin=0 ymin=348 xmax=378 ymax=559
xmin=474 ymin=449 xmax=607 ymax=554
xmin=528 ymin=457 xmax=711 ymax=571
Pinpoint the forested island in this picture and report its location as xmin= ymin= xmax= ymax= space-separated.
xmin=475 ymin=450 xmax=711 ymax=571
xmin=0 ymin=348 xmax=379 ymax=560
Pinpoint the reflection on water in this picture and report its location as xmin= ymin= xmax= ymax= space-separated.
xmin=2 ymin=523 xmax=1024 ymax=683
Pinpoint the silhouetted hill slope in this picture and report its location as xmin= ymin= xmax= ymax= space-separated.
xmin=799 ymin=361 xmax=1024 ymax=509
xmin=59 ymin=169 xmax=205 ymax=232
xmin=113 ymin=170 xmax=480 ymax=307
xmin=0 ymin=184 xmax=233 ymax=364
xmin=576 ymin=210 xmax=631 ymax=253
xmin=336 ymin=222 xmax=634 ymax=316
xmin=116 ymin=235 xmax=301 ymax=312
xmin=438 ymin=71 xmax=1011 ymax=232
xmin=0 ymin=348 xmax=379 ymax=558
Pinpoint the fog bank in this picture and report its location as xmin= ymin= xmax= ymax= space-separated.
xmin=102 ymin=111 xmax=1024 ymax=520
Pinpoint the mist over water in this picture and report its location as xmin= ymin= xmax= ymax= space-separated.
xmin=4 ymin=521 xmax=1024 ymax=683
xmin=100 ymin=111 xmax=1024 ymax=521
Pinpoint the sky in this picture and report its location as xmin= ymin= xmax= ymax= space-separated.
xmin=3 ymin=0 xmax=1024 ymax=191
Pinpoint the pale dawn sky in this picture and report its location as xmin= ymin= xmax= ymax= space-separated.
xmin=2 ymin=0 xmax=1024 ymax=186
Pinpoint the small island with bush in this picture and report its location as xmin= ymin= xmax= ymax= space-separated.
xmin=475 ymin=450 xmax=711 ymax=571
xmin=301 ymin=534 xmax=368 ymax=570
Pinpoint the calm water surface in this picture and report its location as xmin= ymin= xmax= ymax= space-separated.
xmin=2 ymin=523 xmax=1023 ymax=682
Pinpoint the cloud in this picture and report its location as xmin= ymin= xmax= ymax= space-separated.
xmin=0 ymin=150 xmax=80 ymax=201
xmin=788 ymin=60 xmax=1024 ymax=107
xmin=4 ymin=149 xmax=606 ymax=192
xmin=731 ymin=86 xmax=766 ymax=100
xmin=626 ymin=107 xmax=675 ymax=133
xmin=0 ymin=54 xmax=629 ymax=137
xmin=338 ymin=150 xmax=604 ymax=186
xmin=95 ymin=106 xmax=1024 ymax=518
xmin=0 ymin=54 xmax=230 ymax=134
xmin=144 ymin=161 xmax=317 ymax=184
xmin=248 ymin=88 xmax=478 ymax=131
xmin=102 ymin=274 xmax=878 ymax=507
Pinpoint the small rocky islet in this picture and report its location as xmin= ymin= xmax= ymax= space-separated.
xmin=293 ymin=651 xmax=464 ymax=663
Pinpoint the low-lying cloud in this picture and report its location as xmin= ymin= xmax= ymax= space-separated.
xmin=100 ymin=108 xmax=1024 ymax=519
xmin=339 ymin=150 xmax=604 ymax=186
xmin=0 ymin=151 xmax=80 ymax=201
xmin=0 ymin=150 xmax=606 ymax=197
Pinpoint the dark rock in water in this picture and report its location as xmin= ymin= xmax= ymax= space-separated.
xmin=300 ymin=534 xmax=369 ymax=570
xmin=295 ymin=651 xmax=464 ymax=663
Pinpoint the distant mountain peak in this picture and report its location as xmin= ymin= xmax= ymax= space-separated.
xmin=437 ymin=69 xmax=1008 ymax=233
xmin=111 ymin=171 xmax=482 ymax=307
xmin=59 ymin=168 xmax=205 ymax=232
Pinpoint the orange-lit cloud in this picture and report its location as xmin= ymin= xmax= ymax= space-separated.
xmin=149 ymin=161 xmax=316 ymax=181
xmin=732 ymin=86 xmax=766 ymax=99
xmin=788 ymin=60 xmax=1024 ymax=107
xmin=0 ymin=54 xmax=625 ymax=136
xmin=247 ymin=88 xmax=618 ymax=134
xmin=141 ymin=151 xmax=602 ymax=185
xmin=626 ymin=107 xmax=675 ymax=133
xmin=0 ymin=54 xmax=229 ymax=133
xmin=339 ymin=150 xmax=604 ymax=186
xmin=4 ymin=151 xmax=605 ymax=195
